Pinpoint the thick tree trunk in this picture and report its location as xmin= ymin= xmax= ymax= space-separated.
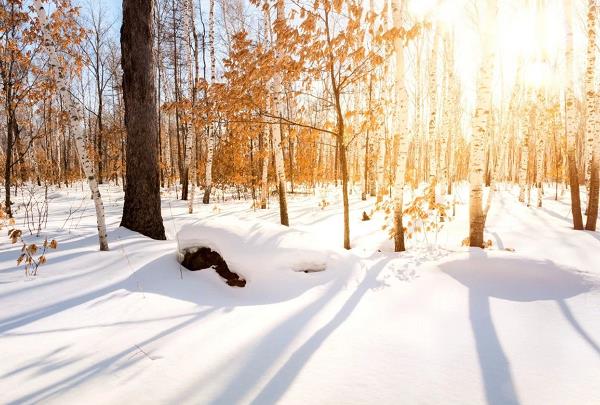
xmin=269 ymin=0 xmax=289 ymax=225
xmin=584 ymin=0 xmax=598 ymax=186
xmin=585 ymin=0 xmax=599 ymax=230
xmin=564 ymin=0 xmax=584 ymax=230
xmin=469 ymin=3 xmax=495 ymax=248
xmin=120 ymin=0 xmax=165 ymax=240
xmin=586 ymin=155 xmax=599 ymax=230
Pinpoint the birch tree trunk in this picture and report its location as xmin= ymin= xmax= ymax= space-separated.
xmin=120 ymin=0 xmax=166 ymax=240
xmin=585 ymin=0 xmax=599 ymax=230
xmin=440 ymin=34 xmax=455 ymax=199
xmin=535 ymin=91 xmax=546 ymax=207
xmin=34 ymin=0 xmax=109 ymax=251
xmin=270 ymin=0 xmax=289 ymax=226
xmin=584 ymin=0 xmax=598 ymax=186
xmin=428 ymin=29 xmax=439 ymax=194
xmin=203 ymin=0 xmax=216 ymax=204
xmin=518 ymin=97 xmax=531 ymax=203
xmin=183 ymin=0 xmax=199 ymax=213
xmin=392 ymin=0 xmax=410 ymax=252
xmin=564 ymin=0 xmax=584 ymax=230
xmin=469 ymin=3 xmax=495 ymax=248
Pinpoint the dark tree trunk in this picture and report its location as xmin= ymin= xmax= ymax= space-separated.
xmin=4 ymin=113 xmax=14 ymax=217
xmin=120 ymin=0 xmax=165 ymax=240
xmin=567 ymin=150 xmax=584 ymax=230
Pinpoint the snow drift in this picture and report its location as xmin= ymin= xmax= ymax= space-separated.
xmin=176 ymin=217 xmax=332 ymax=286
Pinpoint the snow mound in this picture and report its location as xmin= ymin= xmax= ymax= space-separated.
xmin=176 ymin=217 xmax=331 ymax=285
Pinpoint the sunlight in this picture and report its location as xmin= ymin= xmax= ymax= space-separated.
xmin=522 ymin=61 xmax=553 ymax=90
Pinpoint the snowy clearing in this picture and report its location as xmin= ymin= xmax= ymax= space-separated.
xmin=1 ymin=184 xmax=599 ymax=405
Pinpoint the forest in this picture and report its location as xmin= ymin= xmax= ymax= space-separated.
xmin=0 ymin=0 xmax=599 ymax=404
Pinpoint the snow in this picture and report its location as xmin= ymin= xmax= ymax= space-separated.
xmin=1 ymin=183 xmax=599 ymax=404
xmin=176 ymin=217 xmax=330 ymax=285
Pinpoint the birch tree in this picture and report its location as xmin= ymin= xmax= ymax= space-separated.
xmin=182 ymin=0 xmax=199 ymax=213
xmin=269 ymin=0 xmax=289 ymax=226
xmin=469 ymin=1 xmax=496 ymax=248
xmin=585 ymin=0 xmax=599 ymax=230
xmin=535 ymin=91 xmax=546 ymax=207
xmin=202 ymin=0 xmax=216 ymax=205
xmin=34 ymin=0 xmax=109 ymax=251
xmin=392 ymin=0 xmax=410 ymax=252
xmin=563 ymin=0 xmax=584 ymax=230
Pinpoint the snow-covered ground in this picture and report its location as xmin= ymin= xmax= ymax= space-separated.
xmin=1 ymin=183 xmax=599 ymax=404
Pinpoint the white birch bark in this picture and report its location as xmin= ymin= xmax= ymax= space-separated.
xmin=183 ymin=0 xmax=196 ymax=213
xmin=203 ymin=0 xmax=216 ymax=204
xmin=469 ymin=2 xmax=495 ymax=248
xmin=259 ymin=11 xmax=270 ymax=209
xmin=584 ymin=0 xmax=598 ymax=185
xmin=34 ymin=0 xmax=108 ymax=251
xmin=392 ymin=0 xmax=410 ymax=251
xmin=440 ymin=34 xmax=455 ymax=198
xmin=269 ymin=0 xmax=289 ymax=225
xmin=428 ymin=28 xmax=440 ymax=188
xmin=518 ymin=96 xmax=531 ymax=203
xmin=535 ymin=91 xmax=546 ymax=207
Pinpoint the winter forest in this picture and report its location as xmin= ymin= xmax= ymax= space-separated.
xmin=1 ymin=0 xmax=599 ymax=403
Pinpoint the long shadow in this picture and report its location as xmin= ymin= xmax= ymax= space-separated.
xmin=7 ymin=308 xmax=215 ymax=405
xmin=539 ymin=207 xmax=573 ymax=226
xmin=490 ymin=232 xmax=505 ymax=250
xmin=206 ymin=259 xmax=357 ymax=405
xmin=441 ymin=251 xmax=596 ymax=405
xmin=557 ymin=299 xmax=600 ymax=357
xmin=249 ymin=256 xmax=391 ymax=404
xmin=468 ymin=288 xmax=519 ymax=405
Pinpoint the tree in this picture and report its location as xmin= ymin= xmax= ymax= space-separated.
xmin=391 ymin=0 xmax=410 ymax=252
xmin=34 ymin=0 xmax=109 ymax=251
xmin=469 ymin=1 xmax=496 ymax=248
xmin=585 ymin=0 xmax=599 ymax=231
xmin=563 ymin=0 xmax=584 ymax=230
xmin=202 ymin=0 xmax=216 ymax=205
xmin=267 ymin=0 xmax=289 ymax=225
xmin=120 ymin=0 xmax=165 ymax=240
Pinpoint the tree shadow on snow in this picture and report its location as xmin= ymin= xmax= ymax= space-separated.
xmin=440 ymin=250 xmax=600 ymax=405
xmin=246 ymin=255 xmax=395 ymax=405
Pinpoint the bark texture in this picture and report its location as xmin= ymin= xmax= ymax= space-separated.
xmin=564 ymin=0 xmax=584 ymax=230
xmin=120 ymin=0 xmax=166 ymax=240
xmin=34 ymin=0 xmax=109 ymax=251
xmin=392 ymin=0 xmax=409 ymax=252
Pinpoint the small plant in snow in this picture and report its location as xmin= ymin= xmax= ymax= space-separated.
xmin=319 ymin=199 xmax=330 ymax=210
xmin=10 ymin=229 xmax=58 ymax=277
xmin=382 ymin=185 xmax=450 ymax=244
xmin=4 ymin=204 xmax=58 ymax=277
